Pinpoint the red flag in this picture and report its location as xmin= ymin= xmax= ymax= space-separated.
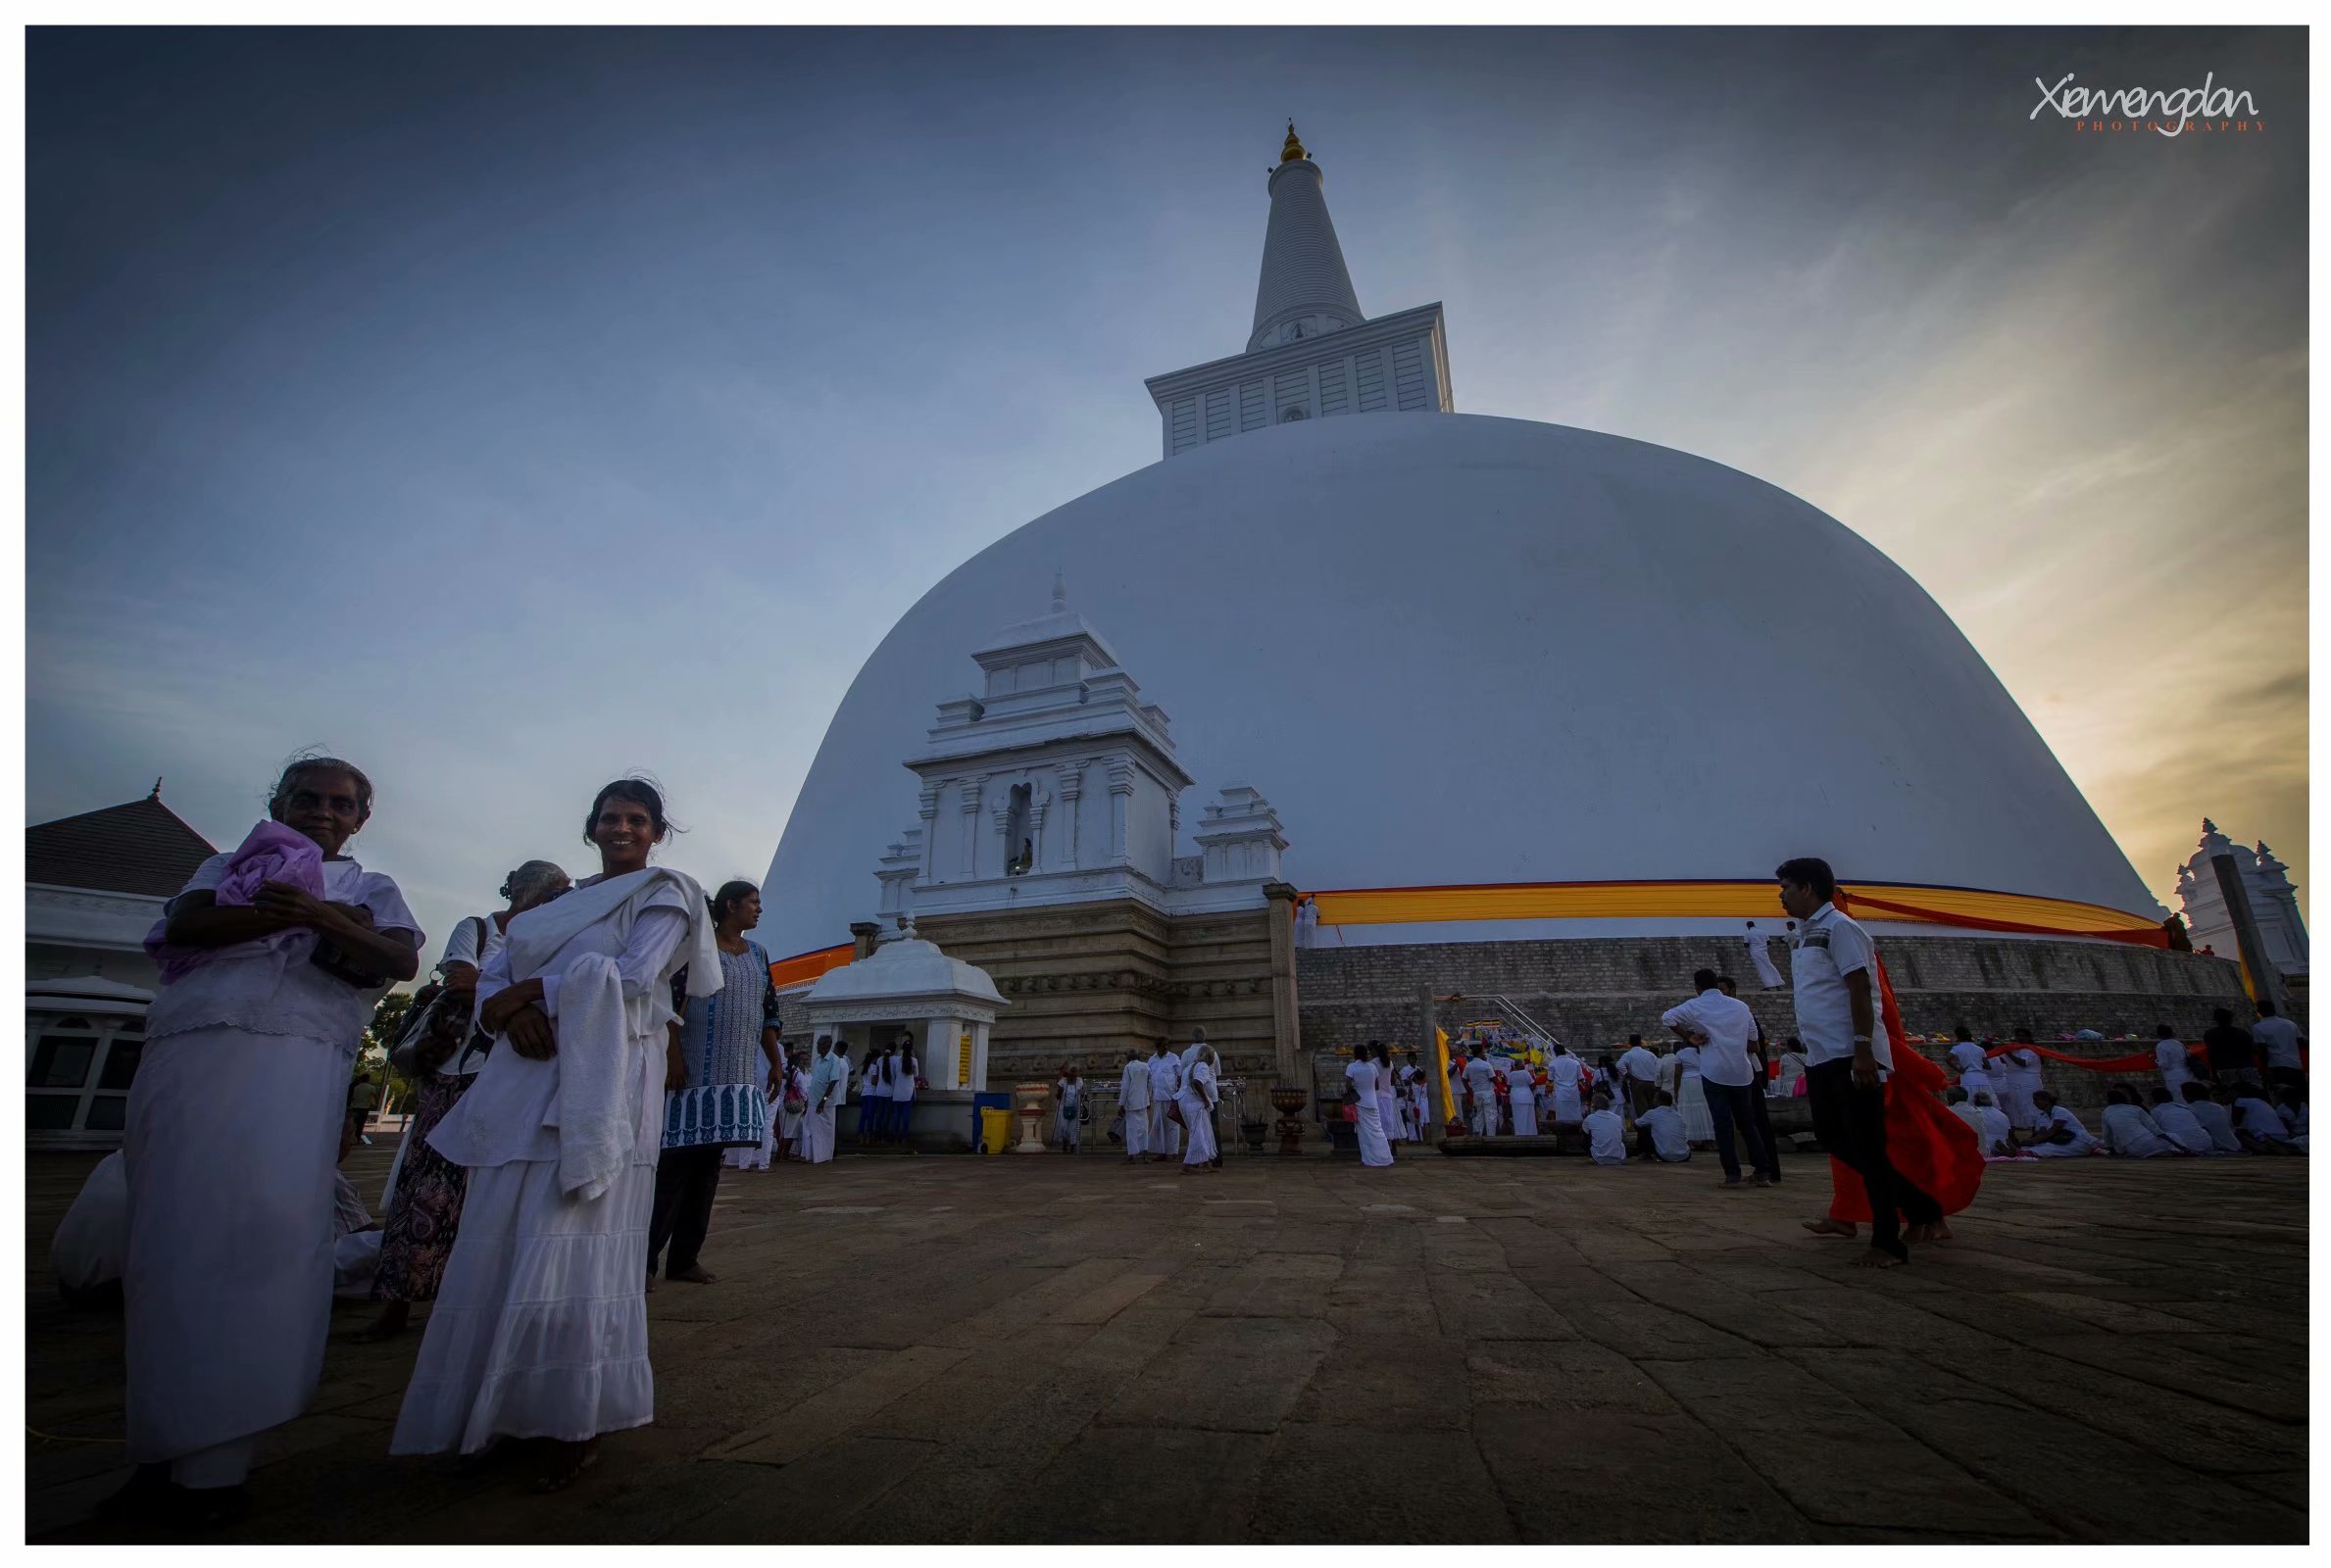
xmin=1824 ymin=945 xmax=1986 ymax=1223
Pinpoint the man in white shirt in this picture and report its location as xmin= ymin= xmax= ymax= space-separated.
xmin=1117 ymin=1051 xmax=1152 ymax=1164
xmin=2251 ymin=1002 xmax=2306 ymax=1103
xmin=1661 ymin=967 xmax=1775 ymax=1186
xmin=2145 ymin=1086 xmax=2214 ymax=1154
xmin=1147 ymin=1041 xmax=1182 ymax=1161
xmin=1581 ymin=1095 xmax=1627 ymax=1165
xmin=2181 ymin=1083 xmax=2246 ymax=1153
xmin=1743 ymin=920 xmax=1786 ymax=989
xmin=1464 ymin=1052 xmax=1502 ymax=1137
xmin=1778 ymin=857 xmax=1941 ymax=1266
xmin=1545 ymin=1043 xmax=1588 ymax=1126
xmin=2020 ymin=1092 xmax=2098 ymax=1157
xmin=1635 ymin=1091 xmax=1691 ymax=1163
xmin=2099 ymin=1088 xmax=2182 ymax=1157
xmin=1615 ymin=1036 xmax=1662 ymax=1124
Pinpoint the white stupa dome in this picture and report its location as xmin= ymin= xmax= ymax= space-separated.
xmin=757 ymin=410 xmax=2157 ymax=959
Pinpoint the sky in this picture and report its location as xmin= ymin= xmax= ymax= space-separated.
xmin=26 ymin=25 xmax=2307 ymax=958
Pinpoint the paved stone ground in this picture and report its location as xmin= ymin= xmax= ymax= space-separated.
xmin=25 ymin=1144 xmax=2309 ymax=1543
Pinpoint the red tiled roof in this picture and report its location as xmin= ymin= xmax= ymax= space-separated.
xmin=26 ymin=794 xmax=220 ymax=898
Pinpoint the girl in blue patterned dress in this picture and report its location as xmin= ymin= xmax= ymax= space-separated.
xmin=645 ymin=880 xmax=780 ymax=1286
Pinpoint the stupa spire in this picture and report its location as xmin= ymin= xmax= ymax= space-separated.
xmin=1249 ymin=122 xmax=1364 ymax=354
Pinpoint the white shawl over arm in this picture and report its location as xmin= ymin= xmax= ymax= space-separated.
xmin=436 ymin=868 xmax=719 ymax=1201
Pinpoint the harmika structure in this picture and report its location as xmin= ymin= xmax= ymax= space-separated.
xmin=758 ymin=125 xmax=2260 ymax=1123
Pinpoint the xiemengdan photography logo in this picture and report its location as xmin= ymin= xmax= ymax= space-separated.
xmin=2031 ymin=70 xmax=2265 ymax=136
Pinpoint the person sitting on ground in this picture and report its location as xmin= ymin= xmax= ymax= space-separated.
xmin=1773 ymin=1036 xmax=1809 ymax=1098
xmin=1968 ymin=1089 xmax=2015 ymax=1158
xmin=1581 ymin=1094 xmax=1626 ymax=1166
xmin=1946 ymin=1087 xmax=2006 ymax=1157
xmin=2280 ymin=1090 xmax=2308 ymax=1153
xmin=2019 ymin=1090 xmax=2098 ymax=1157
xmin=2146 ymin=1086 xmax=2215 ymax=1154
xmin=2231 ymin=1091 xmax=2302 ymax=1154
xmin=2182 ymin=1081 xmax=2246 ymax=1154
xmin=1634 ymin=1090 xmax=1691 ymax=1164
xmin=2099 ymin=1087 xmax=2184 ymax=1158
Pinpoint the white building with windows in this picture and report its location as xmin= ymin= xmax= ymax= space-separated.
xmin=25 ymin=785 xmax=217 ymax=1148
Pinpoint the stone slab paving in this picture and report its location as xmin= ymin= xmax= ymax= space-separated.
xmin=24 ymin=1145 xmax=2308 ymax=1543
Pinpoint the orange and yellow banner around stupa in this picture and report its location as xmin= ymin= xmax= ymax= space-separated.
xmin=772 ymin=878 xmax=2168 ymax=989
xmin=1303 ymin=879 xmax=2169 ymax=947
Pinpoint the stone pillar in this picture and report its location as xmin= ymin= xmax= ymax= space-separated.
xmin=849 ymin=921 xmax=881 ymax=961
xmin=1062 ymin=764 xmax=1087 ymax=866
xmin=960 ymin=776 xmax=986 ymax=877
xmin=1264 ymin=881 xmax=1303 ymax=1087
xmin=2210 ymin=850 xmax=2291 ymax=1014
xmin=917 ymin=784 xmax=940 ymax=881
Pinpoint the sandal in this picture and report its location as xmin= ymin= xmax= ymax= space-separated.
xmin=535 ymin=1439 xmax=599 ymax=1494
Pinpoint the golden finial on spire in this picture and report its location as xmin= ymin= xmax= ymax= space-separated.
xmin=1279 ymin=121 xmax=1307 ymax=165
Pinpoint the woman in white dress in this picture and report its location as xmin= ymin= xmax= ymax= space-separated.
xmin=1177 ymin=1048 xmax=1222 ymax=1173
xmin=1508 ymin=1057 xmax=1540 ymax=1137
xmin=1673 ymin=1043 xmax=1715 ymax=1145
xmin=392 ymin=778 xmax=717 ymax=1493
xmin=1371 ymin=1043 xmax=1404 ymax=1146
xmin=120 ymin=758 xmax=422 ymax=1523
xmin=1344 ymin=1050 xmax=1394 ymax=1167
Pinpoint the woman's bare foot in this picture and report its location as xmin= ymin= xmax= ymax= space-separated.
xmin=1801 ymin=1216 xmax=1858 ymax=1239
xmin=644 ymin=1273 xmax=658 ymax=1294
xmin=1906 ymin=1217 xmax=1954 ymax=1245
xmin=535 ymin=1437 xmax=598 ymax=1493
xmin=668 ymin=1264 xmax=716 ymax=1285
xmin=360 ymin=1301 xmax=411 ymax=1341
xmin=1854 ymin=1249 xmax=1909 ymax=1269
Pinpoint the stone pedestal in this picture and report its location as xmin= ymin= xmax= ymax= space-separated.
xmin=1013 ymin=1082 xmax=1051 ymax=1152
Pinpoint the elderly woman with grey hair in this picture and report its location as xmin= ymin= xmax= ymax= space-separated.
xmin=364 ymin=858 xmax=570 ymax=1341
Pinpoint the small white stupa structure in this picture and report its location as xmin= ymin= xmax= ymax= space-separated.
xmin=802 ymin=914 xmax=1008 ymax=1147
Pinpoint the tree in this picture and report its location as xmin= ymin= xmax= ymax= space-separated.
xmin=362 ymin=991 xmax=420 ymax=1113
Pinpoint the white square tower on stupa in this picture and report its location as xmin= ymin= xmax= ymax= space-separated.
xmin=873 ymin=573 xmax=1287 ymax=924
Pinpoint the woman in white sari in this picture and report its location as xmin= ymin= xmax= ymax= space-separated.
xmin=1508 ymin=1057 xmax=1540 ymax=1137
xmin=1371 ymin=1043 xmax=1404 ymax=1146
xmin=1344 ymin=1050 xmax=1395 ymax=1167
xmin=117 ymin=758 xmax=421 ymax=1524
xmin=392 ymin=779 xmax=718 ymax=1493
xmin=1179 ymin=1047 xmax=1222 ymax=1174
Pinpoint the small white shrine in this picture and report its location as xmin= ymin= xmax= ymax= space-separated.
xmin=801 ymin=915 xmax=1009 ymax=1094
xmin=871 ymin=574 xmax=1289 ymax=927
